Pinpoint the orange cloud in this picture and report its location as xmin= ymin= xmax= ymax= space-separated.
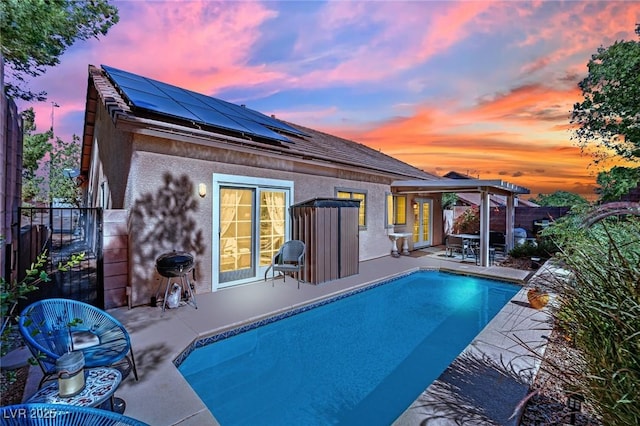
xmin=314 ymin=80 xmax=620 ymax=198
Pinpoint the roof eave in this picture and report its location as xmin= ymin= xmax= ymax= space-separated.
xmin=391 ymin=178 xmax=530 ymax=195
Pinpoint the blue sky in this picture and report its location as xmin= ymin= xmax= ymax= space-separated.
xmin=16 ymin=0 xmax=640 ymax=199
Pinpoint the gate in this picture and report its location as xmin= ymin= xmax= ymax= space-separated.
xmin=17 ymin=207 xmax=104 ymax=308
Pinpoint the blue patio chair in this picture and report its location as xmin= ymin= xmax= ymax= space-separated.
xmin=0 ymin=403 xmax=149 ymax=425
xmin=18 ymin=299 xmax=138 ymax=387
xmin=264 ymin=240 xmax=305 ymax=289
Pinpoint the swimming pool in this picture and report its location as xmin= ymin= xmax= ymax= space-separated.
xmin=178 ymin=271 xmax=519 ymax=425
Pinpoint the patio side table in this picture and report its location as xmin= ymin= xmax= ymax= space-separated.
xmin=26 ymin=367 xmax=125 ymax=413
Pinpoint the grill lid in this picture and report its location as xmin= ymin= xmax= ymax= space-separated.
xmin=156 ymin=251 xmax=194 ymax=277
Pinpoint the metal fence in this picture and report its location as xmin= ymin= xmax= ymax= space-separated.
xmin=17 ymin=207 xmax=104 ymax=308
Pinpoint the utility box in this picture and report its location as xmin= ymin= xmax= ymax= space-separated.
xmin=290 ymin=198 xmax=360 ymax=284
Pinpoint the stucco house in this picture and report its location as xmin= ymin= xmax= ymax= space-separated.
xmin=80 ymin=64 xmax=528 ymax=308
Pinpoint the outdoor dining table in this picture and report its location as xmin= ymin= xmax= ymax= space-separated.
xmin=449 ymin=234 xmax=480 ymax=259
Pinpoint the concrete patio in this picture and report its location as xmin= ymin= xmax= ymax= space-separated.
xmin=22 ymin=249 xmax=552 ymax=425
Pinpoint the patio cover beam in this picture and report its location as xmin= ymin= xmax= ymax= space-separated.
xmin=391 ymin=178 xmax=530 ymax=267
xmin=390 ymin=178 xmax=530 ymax=196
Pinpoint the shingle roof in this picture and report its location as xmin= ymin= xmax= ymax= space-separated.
xmin=83 ymin=64 xmax=437 ymax=181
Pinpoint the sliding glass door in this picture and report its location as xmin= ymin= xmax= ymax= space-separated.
xmin=214 ymin=175 xmax=293 ymax=288
xmin=219 ymin=188 xmax=255 ymax=283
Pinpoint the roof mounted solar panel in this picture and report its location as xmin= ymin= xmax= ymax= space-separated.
xmin=123 ymin=87 xmax=201 ymax=122
xmin=241 ymin=107 xmax=309 ymax=137
xmin=233 ymin=117 xmax=291 ymax=143
xmin=203 ymin=96 xmax=309 ymax=138
xmin=181 ymin=104 xmax=253 ymax=135
xmin=101 ymin=64 xmax=299 ymax=144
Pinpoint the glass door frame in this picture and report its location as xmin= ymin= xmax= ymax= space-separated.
xmin=413 ymin=198 xmax=433 ymax=248
xmin=212 ymin=174 xmax=294 ymax=290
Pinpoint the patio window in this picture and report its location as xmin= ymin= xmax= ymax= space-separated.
xmin=386 ymin=194 xmax=406 ymax=227
xmin=336 ymin=189 xmax=366 ymax=229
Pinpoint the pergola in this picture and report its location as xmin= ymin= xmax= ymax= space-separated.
xmin=391 ymin=178 xmax=530 ymax=266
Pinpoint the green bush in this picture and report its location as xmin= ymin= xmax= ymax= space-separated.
xmin=548 ymin=217 xmax=640 ymax=425
xmin=1 ymin=250 xmax=84 ymax=391
xmin=508 ymin=238 xmax=559 ymax=259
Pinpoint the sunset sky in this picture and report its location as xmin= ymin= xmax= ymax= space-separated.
xmin=16 ymin=0 xmax=640 ymax=200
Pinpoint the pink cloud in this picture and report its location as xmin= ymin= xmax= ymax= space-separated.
xmin=87 ymin=1 xmax=283 ymax=93
xmin=415 ymin=1 xmax=494 ymax=63
xmin=518 ymin=2 xmax=640 ymax=78
xmin=294 ymin=2 xmax=496 ymax=87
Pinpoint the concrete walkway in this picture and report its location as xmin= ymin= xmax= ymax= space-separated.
xmin=21 ymin=250 xmax=552 ymax=425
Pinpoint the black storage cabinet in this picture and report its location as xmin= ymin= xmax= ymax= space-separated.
xmin=290 ymin=198 xmax=360 ymax=284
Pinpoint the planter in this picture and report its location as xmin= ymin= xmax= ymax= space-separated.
xmin=527 ymin=288 xmax=549 ymax=309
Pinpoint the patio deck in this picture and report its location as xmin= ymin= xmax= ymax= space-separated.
xmin=24 ymin=249 xmax=551 ymax=425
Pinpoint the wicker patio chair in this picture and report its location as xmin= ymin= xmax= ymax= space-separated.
xmin=18 ymin=299 xmax=138 ymax=387
xmin=264 ymin=240 xmax=305 ymax=289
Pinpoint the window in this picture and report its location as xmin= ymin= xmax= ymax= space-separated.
xmin=386 ymin=193 xmax=406 ymax=227
xmin=336 ymin=189 xmax=366 ymax=228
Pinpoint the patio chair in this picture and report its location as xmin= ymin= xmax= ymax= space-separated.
xmin=489 ymin=231 xmax=507 ymax=254
xmin=0 ymin=403 xmax=149 ymax=425
xmin=445 ymin=235 xmax=471 ymax=259
xmin=264 ymin=240 xmax=306 ymax=289
xmin=18 ymin=298 xmax=138 ymax=387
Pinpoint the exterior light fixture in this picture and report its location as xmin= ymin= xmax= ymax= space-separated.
xmin=198 ymin=183 xmax=207 ymax=198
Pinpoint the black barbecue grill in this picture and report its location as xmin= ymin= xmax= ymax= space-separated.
xmin=154 ymin=251 xmax=197 ymax=313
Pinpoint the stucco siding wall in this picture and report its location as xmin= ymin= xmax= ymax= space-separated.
xmin=93 ymin=103 xmax=133 ymax=208
xmin=123 ymin=136 xmax=398 ymax=305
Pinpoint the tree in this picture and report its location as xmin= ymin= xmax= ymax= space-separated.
xmin=571 ymin=25 xmax=640 ymax=164
xmin=529 ymin=191 xmax=589 ymax=207
xmin=47 ymin=135 xmax=82 ymax=206
xmin=595 ymin=166 xmax=640 ymax=202
xmin=21 ymin=110 xmax=82 ymax=205
xmin=0 ymin=0 xmax=119 ymax=101
xmin=21 ymin=108 xmax=52 ymax=204
xmin=442 ymin=193 xmax=458 ymax=209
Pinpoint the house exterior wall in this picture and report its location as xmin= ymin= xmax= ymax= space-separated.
xmin=88 ymin=103 xmax=422 ymax=305
xmin=86 ymin=103 xmax=133 ymax=209
xmin=123 ymin=142 xmax=398 ymax=306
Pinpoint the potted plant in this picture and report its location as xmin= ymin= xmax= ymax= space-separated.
xmin=527 ymin=286 xmax=550 ymax=309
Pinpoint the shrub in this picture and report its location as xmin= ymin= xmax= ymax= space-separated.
xmin=509 ymin=238 xmax=559 ymax=259
xmin=546 ymin=216 xmax=640 ymax=425
xmin=1 ymin=250 xmax=84 ymax=391
xmin=452 ymin=206 xmax=479 ymax=234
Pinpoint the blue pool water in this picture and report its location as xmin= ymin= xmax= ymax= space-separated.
xmin=178 ymin=271 xmax=519 ymax=425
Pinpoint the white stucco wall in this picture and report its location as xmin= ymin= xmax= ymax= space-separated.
xmin=88 ymin=99 xmax=445 ymax=306
xmin=119 ymin=133 xmax=403 ymax=305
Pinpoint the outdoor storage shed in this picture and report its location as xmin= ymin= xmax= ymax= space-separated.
xmin=290 ymin=198 xmax=360 ymax=284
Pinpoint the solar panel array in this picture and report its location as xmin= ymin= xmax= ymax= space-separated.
xmin=102 ymin=65 xmax=307 ymax=143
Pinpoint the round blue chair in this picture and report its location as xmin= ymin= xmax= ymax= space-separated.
xmin=0 ymin=403 xmax=149 ymax=425
xmin=18 ymin=299 xmax=138 ymax=387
